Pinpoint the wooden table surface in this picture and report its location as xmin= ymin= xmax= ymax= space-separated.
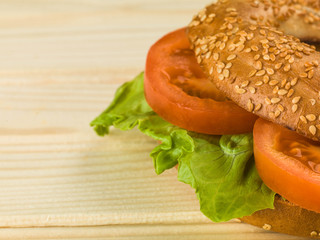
xmin=0 ymin=1 xmax=311 ymax=239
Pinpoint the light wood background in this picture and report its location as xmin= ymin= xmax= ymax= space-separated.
xmin=0 ymin=0 xmax=310 ymax=239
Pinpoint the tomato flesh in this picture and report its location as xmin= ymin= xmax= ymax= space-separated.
xmin=145 ymin=28 xmax=258 ymax=135
xmin=254 ymin=118 xmax=320 ymax=213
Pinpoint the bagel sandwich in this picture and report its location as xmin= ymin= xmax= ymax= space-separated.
xmin=91 ymin=0 xmax=320 ymax=238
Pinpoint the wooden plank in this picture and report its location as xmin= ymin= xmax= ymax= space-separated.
xmin=0 ymin=224 xmax=308 ymax=240
xmin=0 ymin=0 xmax=311 ymax=239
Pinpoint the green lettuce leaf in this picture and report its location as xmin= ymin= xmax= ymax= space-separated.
xmin=91 ymin=72 xmax=154 ymax=136
xmin=91 ymin=72 xmax=275 ymax=222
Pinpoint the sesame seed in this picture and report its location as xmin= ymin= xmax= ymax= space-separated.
xmin=308 ymin=70 xmax=314 ymax=79
xmin=260 ymin=39 xmax=269 ymax=44
xmin=241 ymin=80 xmax=249 ymax=87
xmin=209 ymin=67 xmax=214 ymax=75
xmin=306 ymin=66 xmax=314 ymax=72
xmin=195 ymin=48 xmax=201 ymax=55
xmin=213 ymin=53 xmax=220 ymax=61
xmin=217 ymin=67 xmax=222 ymax=74
xmin=287 ymin=89 xmax=294 ymax=97
xmin=206 ymin=16 xmax=215 ymax=23
xmin=300 ymin=116 xmax=307 ymax=124
xmin=254 ymin=54 xmax=261 ymax=60
xmin=263 ymin=55 xmax=270 ymax=61
xmin=269 ymin=80 xmax=279 ymax=86
xmin=236 ymin=88 xmax=246 ymax=94
xmin=260 ymin=30 xmax=266 ymax=36
xmin=200 ymin=15 xmax=207 ymax=22
xmin=255 ymin=81 xmax=263 ymax=86
xmin=273 ymin=86 xmax=279 ymax=94
xmin=280 ymin=52 xmax=287 ymax=58
xmin=255 ymin=61 xmax=263 ymax=70
xmin=247 ymin=99 xmax=254 ymax=112
xmin=256 ymin=70 xmax=266 ymax=76
xmin=229 ymin=44 xmax=236 ymax=51
xmin=244 ymin=48 xmax=252 ymax=53
xmin=265 ymin=98 xmax=272 ymax=105
xmin=220 ymin=42 xmax=226 ymax=50
xmin=275 ymin=63 xmax=283 ymax=70
xmin=270 ymin=54 xmax=276 ymax=61
xmin=310 ymin=99 xmax=316 ymax=105
xmin=297 ymin=45 xmax=303 ymax=52
xmin=251 ymin=1 xmax=259 ymax=8
xmin=300 ymin=72 xmax=308 ymax=78
xmin=313 ymin=60 xmax=319 ymax=66
xmin=266 ymin=68 xmax=274 ymax=75
xmin=306 ymin=114 xmax=316 ymax=121
xmin=218 ymin=74 xmax=225 ymax=80
xmin=309 ymin=125 xmax=317 ymax=135
xmin=223 ymin=69 xmax=230 ymax=78
xmin=254 ymin=103 xmax=262 ymax=111
xmin=317 ymin=124 xmax=320 ymax=130
xmin=249 ymin=25 xmax=257 ymax=31
xmin=271 ymin=98 xmax=281 ymax=104
xmin=291 ymin=78 xmax=298 ymax=86
xmin=262 ymin=48 xmax=268 ymax=55
xmin=303 ymin=49 xmax=311 ymax=55
xmin=237 ymin=44 xmax=245 ymax=52
xmin=251 ymin=45 xmax=259 ymax=51
xmin=295 ymin=52 xmax=303 ymax=58
xmin=269 ymin=112 xmax=275 ymax=118
xmin=263 ymin=75 xmax=270 ymax=83
xmin=227 ymin=54 xmax=237 ymax=61
xmin=249 ymin=69 xmax=257 ymax=77
xmin=226 ymin=7 xmax=237 ymax=12
xmin=225 ymin=62 xmax=232 ymax=69
xmin=250 ymin=15 xmax=258 ymax=21
xmin=285 ymin=82 xmax=291 ymax=90
xmin=292 ymin=104 xmax=298 ymax=113
xmin=310 ymin=231 xmax=318 ymax=237
xmin=288 ymin=56 xmax=295 ymax=64
xmin=275 ymin=110 xmax=281 ymax=118
xmin=205 ymin=52 xmax=212 ymax=59
xmin=249 ymin=87 xmax=256 ymax=93
xmin=277 ymin=104 xmax=284 ymax=112
xmin=247 ymin=33 xmax=254 ymax=40
xmin=292 ymin=97 xmax=301 ymax=104
xmin=230 ymin=12 xmax=238 ymax=17
xmin=284 ymin=64 xmax=291 ymax=72
xmin=278 ymin=89 xmax=288 ymax=96
xmin=239 ymin=36 xmax=246 ymax=42
xmin=201 ymin=44 xmax=208 ymax=52
xmin=190 ymin=20 xmax=200 ymax=27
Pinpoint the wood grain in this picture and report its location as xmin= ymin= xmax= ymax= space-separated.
xmin=0 ymin=0 xmax=310 ymax=239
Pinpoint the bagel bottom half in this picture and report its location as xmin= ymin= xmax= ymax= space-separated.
xmin=241 ymin=195 xmax=320 ymax=238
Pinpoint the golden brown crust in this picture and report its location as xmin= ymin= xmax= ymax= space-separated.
xmin=241 ymin=195 xmax=320 ymax=238
xmin=188 ymin=0 xmax=320 ymax=141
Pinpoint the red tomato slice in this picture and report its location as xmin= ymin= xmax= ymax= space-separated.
xmin=144 ymin=28 xmax=258 ymax=135
xmin=254 ymin=118 xmax=320 ymax=213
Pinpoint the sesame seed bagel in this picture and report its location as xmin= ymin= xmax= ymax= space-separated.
xmin=188 ymin=0 xmax=320 ymax=141
xmin=241 ymin=195 xmax=320 ymax=238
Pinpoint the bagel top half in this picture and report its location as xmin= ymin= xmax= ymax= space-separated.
xmin=188 ymin=0 xmax=320 ymax=141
